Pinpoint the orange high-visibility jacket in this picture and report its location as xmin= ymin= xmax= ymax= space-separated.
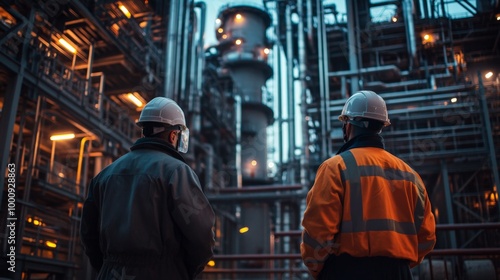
xmin=301 ymin=147 xmax=436 ymax=278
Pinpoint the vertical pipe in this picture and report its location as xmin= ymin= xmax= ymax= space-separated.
xmin=275 ymin=3 xmax=284 ymax=182
xmin=441 ymin=160 xmax=457 ymax=248
xmin=297 ymin=0 xmax=307 ymax=185
xmin=285 ymin=4 xmax=295 ymax=183
xmin=235 ymin=95 xmax=243 ymax=189
xmin=346 ymin=0 xmax=359 ymax=94
xmin=403 ymin=0 xmax=416 ymax=70
xmin=164 ymin=0 xmax=180 ymax=99
xmin=205 ymin=144 xmax=213 ymax=190
xmin=84 ymin=43 xmax=94 ymax=98
xmin=478 ymin=73 xmax=500 ymax=218
xmin=180 ymin=0 xmax=192 ymax=102
xmin=17 ymin=95 xmax=44 ymax=255
xmin=317 ymin=0 xmax=331 ymax=159
xmin=191 ymin=2 xmax=206 ymax=134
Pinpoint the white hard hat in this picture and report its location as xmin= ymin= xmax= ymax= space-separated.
xmin=137 ymin=97 xmax=186 ymax=128
xmin=338 ymin=90 xmax=390 ymax=126
xmin=137 ymin=97 xmax=190 ymax=153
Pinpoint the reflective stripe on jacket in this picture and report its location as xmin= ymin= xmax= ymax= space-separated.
xmin=300 ymin=144 xmax=436 ymax=279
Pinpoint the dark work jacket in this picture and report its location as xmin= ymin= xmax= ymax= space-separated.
xmin=81 ymin=137 xmax=215 ymax=280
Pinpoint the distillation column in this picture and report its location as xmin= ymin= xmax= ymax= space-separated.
xmin=215 ymin=3 xmax=274 ymax=274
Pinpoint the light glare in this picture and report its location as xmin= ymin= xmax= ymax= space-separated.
xmin=58 ymin=38 xmax=76 ymax=54
xmin=50 ymin=133 xmax=75 ymax=141
xmin=127 ymin=93 xmax=143 ymax=107
xmin=239 ymin=226 xmax=249 ymax=234
xmin=119 ymin=5 xmax=131 ymax=18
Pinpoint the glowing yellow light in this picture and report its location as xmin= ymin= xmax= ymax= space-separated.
xmin=392 ymin=17 xmax=398 ymax=22
xmin=451 ymin=97 xmax=457 ymax=103
xmin=127 ymin=93 xmax=143 ymax=107
xmin=119 ymin=4 xmax=131 ymax=18
xmin=263 ymin=48 xmax=270 ymax=54
xmin=27 ymin=217 xmax=32 ymax=223
xmin=217 ymin=28 xmax=224 ymax=34
xmin=207 ymin=260 xmax=216 ymax=267
xmin=235 ymin=14 xmax=242 ymax=20
xmin=50 ymin=133 xmax=75 ymax=141
xmin=497 ymin=16 xmax=500 ymax=20
xmin=239 ymin=226 xmax=249 ymax=234
xmin=235 ymin=39 xmax=242 ymax=45
xmin=58 ymin=38 xmax=76 ymax=54
xmin=485 ymin=72 xmax=494 ymax=79
xmin=222 ymin=34 xmax=228 ymax=39
xmin=251 ymin=160 xmax=257 ymax=166
xmin=46 ymin=241 xmax=57 ymax=248
xmin=33 ymin=220 xmax=40 ymax=226
xmin=423 ymin=34 xmax=430 ymax=40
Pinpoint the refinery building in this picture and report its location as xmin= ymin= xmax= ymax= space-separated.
xmin=0 ymin=0 xmax=499 ymax=279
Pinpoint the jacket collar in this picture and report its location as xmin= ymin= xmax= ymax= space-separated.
xmin=130 ymin=137 xmax=186 ymax=163
xmin=336 ymin=133 xmax=385 ymax=155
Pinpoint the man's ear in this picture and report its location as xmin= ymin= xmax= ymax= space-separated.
xmin=168 ymin=130 xmax=177 ymax=144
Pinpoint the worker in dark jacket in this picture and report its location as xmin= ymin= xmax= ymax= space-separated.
xmin=81 ymin=97 xmax=215 ymax=280
xmin=301 ymin=91 xmax=436 ymax=279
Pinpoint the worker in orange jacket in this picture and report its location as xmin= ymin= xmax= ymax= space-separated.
xmin=301 ymin=91 xmax=436 ymax=279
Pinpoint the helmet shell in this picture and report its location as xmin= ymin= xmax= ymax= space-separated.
xmin=137 ymin=97 xmax=186 ymax=128
xmin=338 ymin=90 xmax=390 ymax=126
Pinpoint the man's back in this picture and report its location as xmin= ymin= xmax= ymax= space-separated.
xmin=81 ymin=138 xmax=215 ymax=280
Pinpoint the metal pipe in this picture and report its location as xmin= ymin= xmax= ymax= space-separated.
xmin=478 ymin=72 xmax=500 ymax=219
xmin=285 ymin=4 xmax=295 ymax=183
xmin=403 ymin=0 xmax=416 ymax=70
xmin=84 ymin=43 xmax=94 ymax=100
xmin=179 ymin=0 xmax=192 ymax=101
xmin=346 ymin=0 xmax=359 ymax=93
xmin=191 ymin=2 xmax=206 ymax=134
xmin=297 ymin=0 xmax=309 ymax=187
xmin=76 ymin=137 xmax=92 ymax=195
xmin=17 ymin=94 xmax=44 ymax=261
xmin=306 ymin=0 xmax=314 ymax=50
xmin=213 ymin=253 xmax=302 ymax=260
xmin=203 ymin=143 xmax=213 ymax=190
xmin=206 ymin=190 xmax=308 ymax=203
xmin=91 ymin=72 xmax=105 ymax=119
xmin=317 ymin=0 xmax=331 ymax=159
xmin=441 ymin=160 xmax=457 ymax=248
xmin=235 ymin=95 xmax=242 ymax=189
xmin=164 ymin=0 xmax=180 ymax=99
xmin=218 ymin=184 xmax=303 ymax=193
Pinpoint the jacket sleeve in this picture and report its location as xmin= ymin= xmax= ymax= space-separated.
xmin=80 ymin=178 xmax=103 ymax=272
xmin=300 ymin=159 xmax=344 ymax=279
xmin=169 ymin=164 xmax=215 ymax=279
xmin=412 ymin=182 xmax=436 ymax=267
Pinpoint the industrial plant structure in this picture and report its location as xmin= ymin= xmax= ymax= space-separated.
xmin=0 ymin=0 xmax=499 ymax=279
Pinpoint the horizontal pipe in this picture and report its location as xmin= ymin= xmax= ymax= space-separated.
xmin=206 ymin=190 xmax=308 ymax=202
xmin=213 ymin=254 xmax=301 ymax=260
xmin=272 ymin=223 xmax=500 ymax=238
xmin=436 ymin=222 xmax=500 ymax=230
xmin=218 ymin=184 xmax=303 ymax=193
xmin=429 ymin=248 xmax=500 ymax=256
xmin=204 ymin=268 xmax=308 ymax=274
